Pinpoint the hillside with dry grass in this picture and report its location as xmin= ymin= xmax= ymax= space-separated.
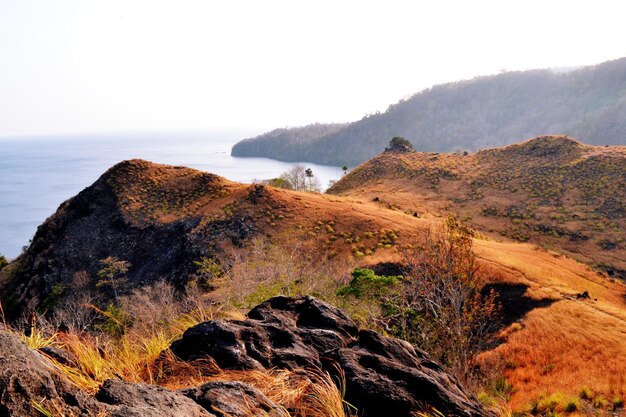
xmin=0 ymin=158 xmax=423 ymax=319
xmin=329 ymin=136 xmax=626 ymax=279
xmin=2 ymin=156 xmax=626 ymax=416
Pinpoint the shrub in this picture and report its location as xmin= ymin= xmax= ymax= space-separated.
xmin=592 ymin=396 xmax=609 ymax=409
xmin=387 ymin=136 xmax=413 ymax=149
xmin=395 ymin=223 xmax=500 ymax=382
xmin=94 ymin=303 xmax=131 ymax=338
xmin=267 ymin=177 xmax=293 ymax=190
xmin=336 ymin=268 xmax=399 ymax=298
xmin=192 ymin=257 xmax=223 ymax=290
xmin=579 ymin=388 xmax=593 ymax=400
xmin=563 ymin=398 xmax=578 ymax=412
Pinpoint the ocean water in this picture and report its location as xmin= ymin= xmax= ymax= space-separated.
xmin=0 ymin=131 xmax=344 ymax=259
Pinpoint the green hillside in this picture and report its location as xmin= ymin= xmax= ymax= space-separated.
xmin=232 ymin=57 xmax=626 ymax=166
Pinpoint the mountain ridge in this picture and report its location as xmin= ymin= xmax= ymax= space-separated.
xmin=232 ymin=57 xmax=626 ymax=165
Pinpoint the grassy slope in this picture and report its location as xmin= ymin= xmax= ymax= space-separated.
xmin=327 ymin=136 xmax=626 ymax=410
xmin=474 ymin=239 xmax=626 ymax=409
xmin=329 ymin=136 xmax=626 ymax=275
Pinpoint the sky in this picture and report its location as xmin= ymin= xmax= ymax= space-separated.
xmin=0 ymin=0 xmax=625 ymax=138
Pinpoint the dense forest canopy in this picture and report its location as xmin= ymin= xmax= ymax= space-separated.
xmin=232 ymin=57 xmax=626 ymax=166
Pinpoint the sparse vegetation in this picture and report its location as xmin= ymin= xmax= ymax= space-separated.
xmin=96 ymin=256 xmax=131 ymax=302
xmin=329 ymin=135 xmax=626 ymax=279
xmin=337 ymin=223 xmax=500 ymax=385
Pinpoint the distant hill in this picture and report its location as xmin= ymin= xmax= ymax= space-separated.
xmin=328 ymin=135 xmax=626 ymax=276
xmin=232 ymin=57 xmax=626 ymax=166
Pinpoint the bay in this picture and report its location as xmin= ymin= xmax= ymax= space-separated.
xmin=0 ymin=131 xmax=344 ymax=259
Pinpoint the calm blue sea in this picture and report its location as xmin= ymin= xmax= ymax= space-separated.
xmin=0 ymin=131 xmax=343 ymax=259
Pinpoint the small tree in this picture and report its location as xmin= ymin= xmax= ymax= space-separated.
xmin=305 ymin=168 xmax=313 ymax=191
xmin=280 ymin=164 xmax=307 ymax=191
xmin=395 ymin=221 xmax=499 ymax=382
xmin=337 ymin=220 xmax=500 ymax=383
xmin=0 ymin=254 xmax=7 ymax=271
xmin=96 ymin=257 xmax=131 ymax=302
xmin=342 ymin=165 xmax=348 ymax=175
xmin=387 ymin=136 xmax=413 ymax=151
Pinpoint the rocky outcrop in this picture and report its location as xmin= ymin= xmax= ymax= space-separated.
xmin=324 ymin=330 xmax=486 ymax=417
xmin=96 ymin=379 xmax=215 ymax=417
xmin=180 ymin=381 xmax=288 ymax=417
xmin=1 ymin=296 xmax=493 ymax=417
xmin=0 ymin=331 xmax=104 ymax=417
xmin=170 ymin=296 xmax=357 ymax=370
xmin=170 ymin=296 xmax=493 ymax=417
xmin=0 ymin=331 xmax=282 ymax=417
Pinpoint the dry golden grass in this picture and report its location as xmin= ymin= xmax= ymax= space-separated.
xmin=328 ymin=136 xmax=626 ymax=273
xmin=473 ymin=239 xmax=626 ymax=412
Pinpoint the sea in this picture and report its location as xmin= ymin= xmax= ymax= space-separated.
xmin=0 ymin=131 xmax=344 ymax=259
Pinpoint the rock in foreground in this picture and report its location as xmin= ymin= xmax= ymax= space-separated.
xmin=170 ymin=296 xmax=492 ymax=417
xmin=0 ymin=296 xmax=492 ymax=417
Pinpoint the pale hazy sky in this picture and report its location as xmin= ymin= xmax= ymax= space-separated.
xmin=1 ymin=0 xmax=625 ymax=137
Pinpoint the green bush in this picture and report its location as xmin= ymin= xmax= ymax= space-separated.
xmin=336 ymin=268 xmax=399 ymax=298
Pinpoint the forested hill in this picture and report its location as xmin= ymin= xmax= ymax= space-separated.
xmin=231 ymin=57 xmax=626 ymax=166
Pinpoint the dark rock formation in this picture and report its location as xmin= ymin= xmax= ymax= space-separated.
xmin=1 ymin=294 xmax=494 ymax=417
xmin=96 ymin=379 xmax=215 ymax=417
xmin=170 ymin=296 xmax=357 ymax=370
xmin=324 ymin=330 xmax=487 ymax=417
xmin=180 ymin=380 xmax=288 ymax=417
xmin=0 ymin=331 xmax=104 ymax=417
xmin=170 ymin=296 xmax=493 ymax=417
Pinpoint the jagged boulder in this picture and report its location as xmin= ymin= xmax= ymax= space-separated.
xmin=180 ymin=380 xmax=288 ymax=417
xmin=169 ymin=296 xmax=357 ymax=370
xmin=96 ymin=379 xmax=215 ymax=417
xmin=0 ymin=331 xmax=104 ymax=417
xmin=323 ymin=330 xmax=488 ymax=417
xmin=170 ymin=296 xmax=493 ymax=417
